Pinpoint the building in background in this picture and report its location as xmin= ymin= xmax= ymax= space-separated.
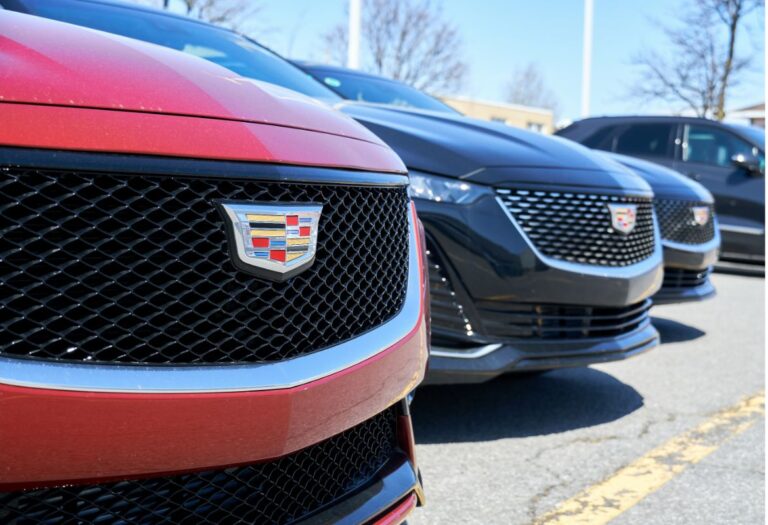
xmin=440 ymin=96 xmax=555 ymax=134
xmin=727 ymin=102 xmax=765 ymax=128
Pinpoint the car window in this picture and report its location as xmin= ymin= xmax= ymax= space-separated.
xmin=18 ymin=0 xmax=342 ymax=103
xmin=726 ymin=123 xmax=766 ymax=150
xmin=613 ymin=124 xmax=673 ymax=157
xmin=307 ymin=69 xmax=460 ymax=114
xmin=682 ymin=124 xmax=762 ymax=167
xmin=582 ymin=125 xmax=618 ymax=150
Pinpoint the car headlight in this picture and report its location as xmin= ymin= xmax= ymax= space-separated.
xmin=408 ymin=171 xmax=492 ymax=204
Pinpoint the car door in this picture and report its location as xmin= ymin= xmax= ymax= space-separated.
xmin=673 ymin=123 xmax=765 ymax=259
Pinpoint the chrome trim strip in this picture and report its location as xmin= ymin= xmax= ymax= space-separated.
xmin=430 ymin=344 xmax=503 ymax=359
xmin=495 ymin=196 xmax=664 ymax=278
xmin=0 ymin=211 xmax=421 ymax=394
xmin=662 ymin=217 xmax=722 ymax=253
xmin=718 ymin=223 xmax=765 ymax=236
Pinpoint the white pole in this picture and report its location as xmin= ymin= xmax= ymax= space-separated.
xmin=347 ymin=0 xmax=362 ymax=69
xmin=581 ymin=0 xmax=594 ymax=118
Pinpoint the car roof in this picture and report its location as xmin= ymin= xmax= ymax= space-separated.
xmin=575 ymin=115 xmax=723 ymax=125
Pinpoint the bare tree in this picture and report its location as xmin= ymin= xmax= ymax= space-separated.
xmin=323 ymin=0 xmax=468 ymax=93
xmin=322 ymin=23 xmax=348 ymax=66
xmin=177 ymin=0 xmax=260 ymax=30
xmin=632 ymin=0 xmax=763 ymax=119
xmin=131 ymin=0 xmax=260 ymax=31
xmin=505 ymin=63 xmax=560 ymax=114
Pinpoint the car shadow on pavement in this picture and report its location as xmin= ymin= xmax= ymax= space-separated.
xmin=411 ymin=367 xmax=643 ymax=443
xmin=651 ymin=316 xmax=706 ymax=344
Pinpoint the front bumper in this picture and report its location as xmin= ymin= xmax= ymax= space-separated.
xmin=719 ymin=222 xmax=765 ymax=264
xmin=0 ymin=318 xmax=427 ymax=490
xmin=653 ymin=235 xmax=720 ymax=304
xmin=417 ymin=190 xmax=664 ymax=384
xmin=654 ymin=267 xmax=716 ymax=304
xmin=0 ymin=400 xmax=425 ymax=525
xmin=426 ymin=317 xmax=659 ymax=385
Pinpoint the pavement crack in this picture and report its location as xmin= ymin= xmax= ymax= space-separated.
xmin=525 ymin=435 xmax=621 ymax=520
xmin=637 ymin=412 xmax=677 ymax=438
xmin=526 ymin=412 xmax=679 ymax=521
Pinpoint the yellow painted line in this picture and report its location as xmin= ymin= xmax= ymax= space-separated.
xmin=534 ymin=391 xmax=765 ymax=525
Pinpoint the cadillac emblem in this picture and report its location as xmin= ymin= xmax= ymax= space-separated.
xmin=691 ymin=206 xmax=710 ymax=226
xmin=607 ymin=203 xmax=638 ymax=235
xmin=218 ymin=202 xmax=323 ymax=282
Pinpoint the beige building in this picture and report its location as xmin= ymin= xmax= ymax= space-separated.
xmin=440 ymin=96 xmax=555 ymax=134
xmin=727 ymin=102 xmax=765 ymax=128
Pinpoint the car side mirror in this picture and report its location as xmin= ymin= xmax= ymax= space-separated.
xmin=731 ymin=153 xmax=764 ymax=176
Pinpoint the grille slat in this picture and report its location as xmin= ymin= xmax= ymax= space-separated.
xmin=476 ymin=300 xmax=652 ymax=340
xmin=655 ymin=200 xmax=715 ymax=244
xmin=498 ymin=190 xmax=656 ymax=267
xmin=0 ymin=167 xmax=410 ymax=364
xmin=0 ymin=408 xmax=398 ymax=525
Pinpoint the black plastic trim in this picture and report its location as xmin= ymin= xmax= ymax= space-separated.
xmin=0 ymin=146 xmax=409 ymax=186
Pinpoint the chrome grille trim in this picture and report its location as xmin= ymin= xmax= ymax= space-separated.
xmin=495 ymin=195 xmax=663 ymax=278
xmin=497 ymin=189 xmax=657 ymax=267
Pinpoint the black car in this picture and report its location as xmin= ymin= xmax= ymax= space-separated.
xmin=605 ymin=153 xmax=720 ymax=304
xmin=17 ymin=0 xmax=667 ymax=384
xmin=556 ymin=116 xmax=764 ymax=267
xmin=290 ymin=68 xmax=669 ymax=381
xmin=300 ymin=62 xmax=721 ymax=306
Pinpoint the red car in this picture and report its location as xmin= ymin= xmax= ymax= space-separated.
xmin=0 ymin=11 xmax=427 ymax=524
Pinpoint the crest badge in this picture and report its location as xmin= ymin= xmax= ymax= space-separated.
xmin=691 ymin=206 xmax=710 ymax=226
xmin=607 ymin=203 xmax=638 ymax=235
xmin=219 ymin=202 xmax=323 ymax=282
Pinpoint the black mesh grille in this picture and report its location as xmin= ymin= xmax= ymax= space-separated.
xmin=426 ymin=243 xmax=474 ymax=338
xmin=662 ymin=266 xmax=713 ymax=290
xmin=497 ymin=189 xmax=656 ymax=266
xmin=0 ymin=407 xmax=398 ymax=525
xmin=0 ymin=166 xmax=409 ymax=364
xmin=655 ymin=200 xmax=716 ymax=244
xmin=476 ymin=299 xmax=652 ymax=340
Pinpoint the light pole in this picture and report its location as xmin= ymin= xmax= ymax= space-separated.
xmin=581 ymin=0 xmax=593 ymax=118
xmin=347 ymin=0 xmax=362 ymax=69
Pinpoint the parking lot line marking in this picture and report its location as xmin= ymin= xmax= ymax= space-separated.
xmin=533 ymin=391 xmax=765 ymax=525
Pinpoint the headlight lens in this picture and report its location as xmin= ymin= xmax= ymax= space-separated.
xmin=408 ymin=172 xmax=492 ymax=204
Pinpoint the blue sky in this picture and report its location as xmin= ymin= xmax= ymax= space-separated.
xmin=234 ymin=0 xmax=764 ymax=121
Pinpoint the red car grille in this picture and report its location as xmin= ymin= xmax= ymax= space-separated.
xmin=0 ymin=164 xmax=409 ymax=364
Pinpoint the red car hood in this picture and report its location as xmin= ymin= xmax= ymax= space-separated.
xmin=0 ymin=11 xmax=384 ymax=147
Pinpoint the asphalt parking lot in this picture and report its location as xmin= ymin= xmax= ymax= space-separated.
xmin=409 ymin=272 xmax=765 ymax=525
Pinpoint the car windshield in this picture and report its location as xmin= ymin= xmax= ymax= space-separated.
xmin=305 ymin=68 xmax=460 ymax=114
xmin=21 ymin=0 xmax=342 ymax=103
xmin=727 ymin=123 xmax=766 ymax=149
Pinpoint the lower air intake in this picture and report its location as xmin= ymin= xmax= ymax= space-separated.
xmin=661 ymin=267 xmax=713 ymax=290
xmin=0 ymin=408 xmax=398 ymax=525
xmin=476 ymin=299 xmax=653 ymax=340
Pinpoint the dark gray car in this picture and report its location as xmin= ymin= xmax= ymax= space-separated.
xmin=556 ymin=116 xmax=764 ymax=266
